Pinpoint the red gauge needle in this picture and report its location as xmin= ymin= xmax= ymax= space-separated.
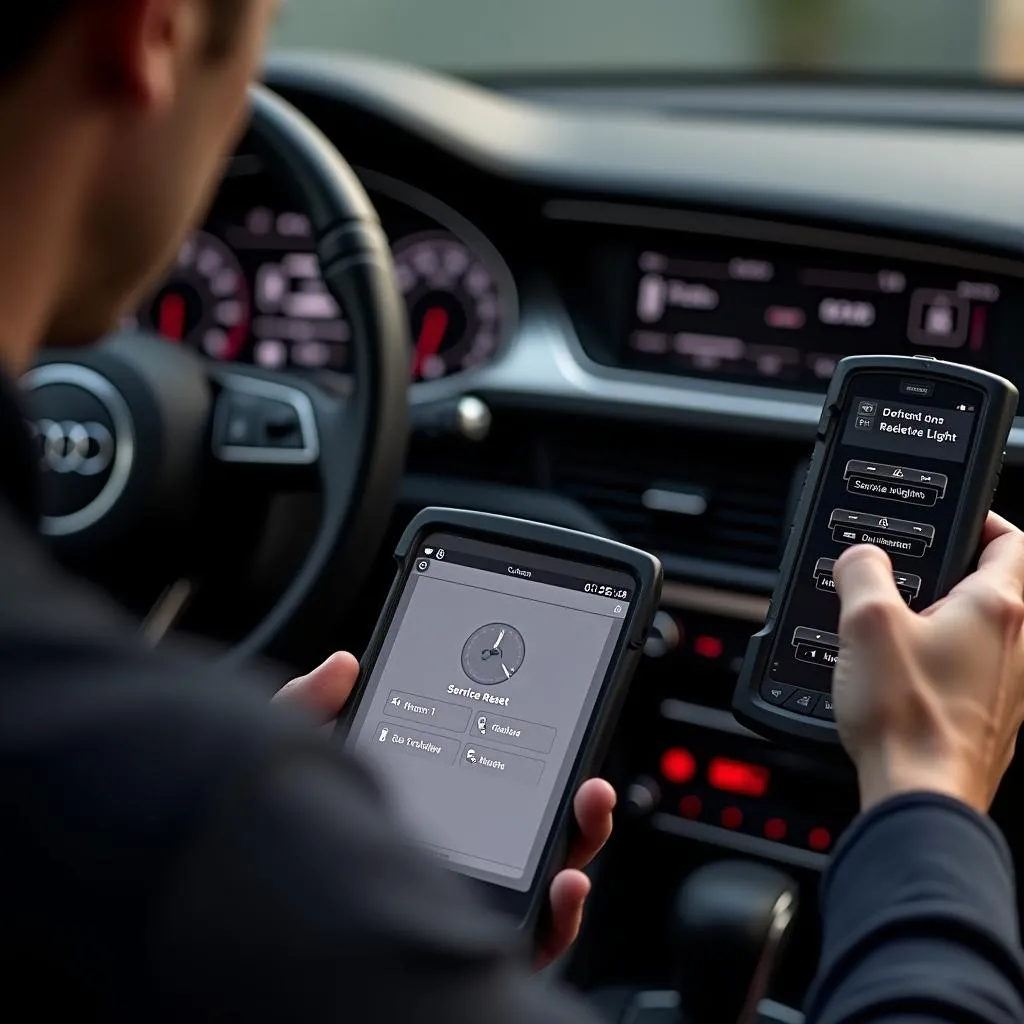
xmin=158 ymin=292 xmax=186 ymax=342
xmin=413 ymin=306 xmax=449 ymax=378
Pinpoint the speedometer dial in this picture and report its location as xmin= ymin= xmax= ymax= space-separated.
xmin=138 ymin=231 xmax=250 ymax=360
xmin=392 ymin=232 xmax=504 ymax=381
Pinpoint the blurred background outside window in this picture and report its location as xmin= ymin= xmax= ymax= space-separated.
xmin=275 ymin=0 xmax=1024 ymax=80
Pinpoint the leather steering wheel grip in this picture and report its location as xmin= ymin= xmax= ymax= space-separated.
xmin=223 ymin=86 xmax=409 ymax=665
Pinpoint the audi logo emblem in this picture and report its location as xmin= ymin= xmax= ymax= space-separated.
xmin=31 ymin=419 xmax=115 ymax=476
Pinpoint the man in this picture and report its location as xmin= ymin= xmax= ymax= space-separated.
xmin=1 ymin=2 xmax=1023 ymax=1021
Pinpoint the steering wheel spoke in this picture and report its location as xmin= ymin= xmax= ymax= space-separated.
xmin=211 ymin=368 xmax=322 ymax=472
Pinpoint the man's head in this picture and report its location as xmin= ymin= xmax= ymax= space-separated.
xmin=0 ymin=0 xmax=278 ymax=371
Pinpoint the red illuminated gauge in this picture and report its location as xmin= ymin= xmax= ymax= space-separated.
xmin=392 ymin=231 xmax=504 ymax=382
xmin=137 ymin=231 xmax=250 ymax=360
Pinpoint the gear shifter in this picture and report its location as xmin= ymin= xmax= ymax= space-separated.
xmin=588 ymin=860 xmax=799 ymax=1024
xmin=673 ymin=861 xmax=798 ymax=1024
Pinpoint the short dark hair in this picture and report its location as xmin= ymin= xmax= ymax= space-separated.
xmin=0 ymin=0 xmax=248 ymax=83
xmin=0 ymin=1 xmax=73 ymax=82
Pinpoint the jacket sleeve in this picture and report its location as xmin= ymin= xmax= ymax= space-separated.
xmin=805 ymin=793 xmax=1024 ymax=1024
xmin=148 ymin=743 xmax=600 ymax=1023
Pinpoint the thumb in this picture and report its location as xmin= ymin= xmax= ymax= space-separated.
xmin=273 ymin=651 xmax=360 ymax=725
xmin=834 ymin=544 xmax=908 ymax=638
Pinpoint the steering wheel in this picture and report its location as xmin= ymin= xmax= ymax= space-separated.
xmin=22 ymin=85 xmax=410 ymax=665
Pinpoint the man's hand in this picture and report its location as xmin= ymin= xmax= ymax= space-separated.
xmin=273 ymin=652 xmax=616 ymax=969
xmin=833 ymin=512 xmax=1024 ymax=814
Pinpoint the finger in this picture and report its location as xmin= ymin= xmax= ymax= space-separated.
xmin=981 ymin=511 xmax=1020 ymax=549
xmin=945 ymin=521 xmax=1024 ymax=612
xmin=566 ymin=778 xmax=616 ymax=870
xmin=972 ymin=515 xmax=1024 ymax=592
xmin=834 ymin=545 xmax=908 ymax=618
xmin=272 ymin=652 xmax=360 ymax=725
xmin=923 ymin=514 xmax=1024 ymax=616
xmin=535 ymin=869 xmax=591 ymax=970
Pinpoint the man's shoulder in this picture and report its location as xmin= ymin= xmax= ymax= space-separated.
xmin=0 ymin=629 xmax=359 ymax=851
xmin=0 ymin=513 xmax=351 ymax=813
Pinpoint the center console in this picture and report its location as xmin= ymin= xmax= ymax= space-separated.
xmin=630 ymin=587 xmax=857 ymax=871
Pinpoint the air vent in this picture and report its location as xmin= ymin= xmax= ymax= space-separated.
xmin=546 ymin=425 xmax=795 ymax=570
xmin=408 ymin=420 xmax=535 ymax=487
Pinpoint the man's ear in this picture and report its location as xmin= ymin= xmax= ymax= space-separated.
xmin=87 ymin=0 xmax=206 ymax=110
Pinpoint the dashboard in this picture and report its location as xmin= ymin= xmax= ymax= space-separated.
xmin=145 ymin=53 xmax=1024 ymax=1006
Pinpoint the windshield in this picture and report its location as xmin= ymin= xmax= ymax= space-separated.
xmin=275 ymin=0 xmax=1024 ymax=80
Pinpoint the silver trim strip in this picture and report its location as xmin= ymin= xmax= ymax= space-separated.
xmin=469 ymin=306 xmax=825 ymax=429
xmin=661 ymin=581 xmax=769 ymax=622
xmin=213 ymin=374 xmax=320 ymax=465
xmin=652 ymin=812 xmax=829 ymax=871
xmin=22 ymin=364 xmax=136 ymax=537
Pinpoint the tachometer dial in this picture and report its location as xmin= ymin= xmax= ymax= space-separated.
xmin=138 ymin=231 xmax=250 ymax=360
xmin=392 ymin=232 xmax=504 ymax=381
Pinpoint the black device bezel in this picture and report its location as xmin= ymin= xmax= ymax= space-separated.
xmin=337 ymin=507 xmax=663 ymax=932
xmin=733 ymin=355 xmax=1018 ymax=745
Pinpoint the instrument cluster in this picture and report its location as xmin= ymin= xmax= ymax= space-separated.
xmin=128 ymin=160 xmax=517 ymax=385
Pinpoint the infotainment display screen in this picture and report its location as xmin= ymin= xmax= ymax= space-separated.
xmin=624 ymin=243 xmax=1007 ymax=389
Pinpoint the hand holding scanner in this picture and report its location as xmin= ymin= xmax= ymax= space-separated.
xmin=734 ymin=355 xmax=1017 ymax=743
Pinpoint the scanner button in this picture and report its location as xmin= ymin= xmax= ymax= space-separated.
xmin=783 ymin=689 xmax=820 ymax=715
xmin=812 ymin=693 xmax=836 ymax=720
xmin=761 ymin=682 xmax=794 ymax=707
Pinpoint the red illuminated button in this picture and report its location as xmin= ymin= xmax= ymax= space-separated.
xmin=679 ymin=795 xmax=703 ymax=819
xmin=661 ymin=748 xmax=696 ymax=784
xmin=809 ymin=827 xmax=833 ymax=852
xmin=764 ymin=818 xmax=788 ymax=842
xmin=708 ymin=757 xmax=769 ymax=798
xmin=721 ymin=806 xmax=744 ymax=829
xmin=694 ymin=635 xmax=725 ymax=659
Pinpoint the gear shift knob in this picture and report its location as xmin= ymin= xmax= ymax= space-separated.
xmin=673 ymin=861 xmax=798 ymax=1024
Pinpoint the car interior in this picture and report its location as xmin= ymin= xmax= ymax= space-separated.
xmin=27 ymin=2 xmax=1024 ymax=1022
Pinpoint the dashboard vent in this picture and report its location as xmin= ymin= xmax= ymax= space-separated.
xmin=546 ymin=424 xmax=795 ymax=571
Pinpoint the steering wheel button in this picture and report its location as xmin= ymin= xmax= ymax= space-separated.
xmin=217 ymin=391 xmax=307 ymax=452
xmin=221 ymin=395 xmax=261 ymax=447
xmin=260 ymin=400 xmax=303 ymax=448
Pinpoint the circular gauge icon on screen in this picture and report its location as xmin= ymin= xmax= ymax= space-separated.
xmin=462 ymin=623 xmax=526 ymax=686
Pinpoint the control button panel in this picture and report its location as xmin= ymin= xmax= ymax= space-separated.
xmin=648 ymin=721 xmax=858 ymax=865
